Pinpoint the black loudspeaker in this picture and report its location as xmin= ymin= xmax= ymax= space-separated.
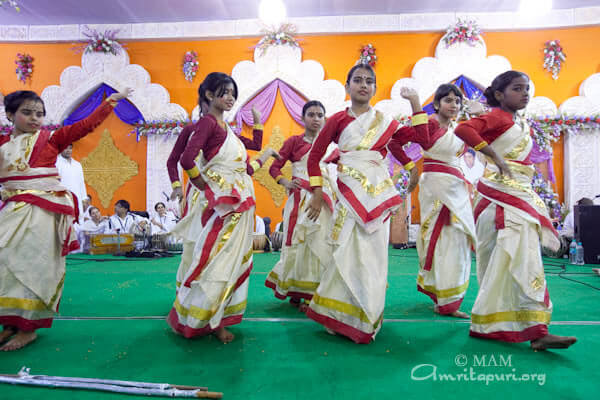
xmin=574 ymin=205 xmax=600 ymax=264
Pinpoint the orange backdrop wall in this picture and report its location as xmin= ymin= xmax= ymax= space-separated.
xmin=2 ymin=26 xmax=599 ymax=223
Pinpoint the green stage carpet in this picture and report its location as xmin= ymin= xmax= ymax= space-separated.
xmin=2 ymin=248 xmax=599 ymax=399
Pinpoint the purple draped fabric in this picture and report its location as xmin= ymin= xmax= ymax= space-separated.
xmin=232 ymin=79 xmax=306 ymax=134
xmin=529 ymin=141 xmax=555 ymax=183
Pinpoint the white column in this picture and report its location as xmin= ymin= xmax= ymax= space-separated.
xmin=564 ymin=128 xmax=600 ymax=207
xmin=146 ymin=134 xmax=180 ymax=213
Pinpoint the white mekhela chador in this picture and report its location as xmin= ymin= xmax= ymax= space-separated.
xmin=167 ymin=115 xmax=262 ymax=338
xmin=306 ymin=108 xmax=429 ymax=343
xmin=265 ymin=135 xmax=336 ymax=301
xmin=0 ymin=101 xmax=115 ymax=332
xmin=416 ymin=120 xmax=476 ymax=314
xmin=455 ymin=108 xmax=560 ymax=342
xmin=166 ymin=122 xmax=208 ymax=290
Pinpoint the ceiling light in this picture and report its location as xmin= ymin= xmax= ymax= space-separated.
xmin=258 ymin=0 xmax=287 ymax=28
xmin=519 ymin=0 xmax=552 ymax=15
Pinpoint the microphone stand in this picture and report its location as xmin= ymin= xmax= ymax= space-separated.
xmin=114 ymin=228 xmax=124 ymax=256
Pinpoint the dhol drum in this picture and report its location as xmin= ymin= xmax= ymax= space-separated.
xmin=253 ymin=233 xmax=267 ymax=252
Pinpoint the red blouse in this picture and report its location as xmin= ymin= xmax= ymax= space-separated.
xmin=454 ymin=108 xmax=518 ymax=150
xmin=307 ymin=110 xmax=429 ymax=185
xmin=179 ymin=114 xmax=263 ymax=178
xmin=0 ymin=100 xmax=115 ymax=168
xmin=269 ymin=134 xmax=313 ymax=180
xmin=166 ymin=123 xmax=197 ymax=186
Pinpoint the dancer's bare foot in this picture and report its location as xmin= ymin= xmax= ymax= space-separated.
xmin=531 ymin=334 xmax=577 ymax=351
xmin=593 ymin=268 xmax=600 ymax=277
xmin=214 ymin=327 xmax=235 ymax=343
xmin=0 ymin=331 xmax=37 ymax=351
xmin=298 ymin=303 xmax=309 ymax=313
xmin=0 ymin=327 xmax=16 ymax=343
xmin=434 ymin=306 xmax=469 ymax=319
xmin=450 ymin=310 xmax=470 ymax=319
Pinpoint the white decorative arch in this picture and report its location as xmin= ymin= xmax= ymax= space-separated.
xmin=40 ymin=49 xmax=188 ymax=214
xmin=41 ymin=50 xmax=187 ymax=123
xmin=191 ymin=45 xmax=347 ymax=121
xmin=561 ymin=72 xmax=600 ymax=207
xmin=375 ymin=36 xmax=553 ymax=117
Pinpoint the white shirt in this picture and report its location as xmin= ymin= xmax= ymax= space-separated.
xmin=562 ymin=211 xmax=574 ymax=237
xmin=80 ymin=218 xmax=109 ymax=235
xmin=56 ymin=155 xmax=87 ymax=222
xmin=151 ymin=211 xmax=178 ymax=234
xmin=108 ymin=213 xmax=146 ymax=234
xmin=254 ymin=215 xmax=265 ymax=234
xmin=82 ymin=206 xmax=92 ymax=222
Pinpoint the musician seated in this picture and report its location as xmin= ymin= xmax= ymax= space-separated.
xmin=108 ymin=199 xmax=149 ymax=235
xmin=150 ymin=202 xmax=178 ymax=234
xmin=78 ymin=206 xmax=109 ymax=253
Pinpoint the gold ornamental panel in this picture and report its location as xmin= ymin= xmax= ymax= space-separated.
xmin=81 ymin=129 xmax=139 ymax=208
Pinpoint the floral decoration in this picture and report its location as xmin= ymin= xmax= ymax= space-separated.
xmin=15 ymin=53 xmax=34 ymax=83
xmin=392 ymin=168 xmax=411 ymax=199
xmin=0 ymin=0 xmax=19 ymax=11
xmin=443 ymin=18 xmax=482 ymax=47
xmin=528 ymin=114 xmax=600 ymax=153
xmin=359 ymin=44 xmax=377 ymax=67
xmin=531 ymin=168 xmax=564 ymax=222
xmin=182 ymin=51 xmax=199 ymax=82
xmin=543 ymin=40 xmax=566 ymax=80
xmin=1 ymin=123 xmax=60 ymax=135
xmin=255 ymin=23 xmax=300 ymax=55
xmin=131 ymin=120 xmax=190 ymax=141
xmin=73 ymin=26 xmax=125 ymax=55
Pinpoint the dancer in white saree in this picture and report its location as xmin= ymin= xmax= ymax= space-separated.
xmin=415 ymin=84 xmax=476 ymax=318
xmin=166 ymin=72 xmax=278 ymax=343
xmin=455 ymin=71 xmax=576 ymax=350
xmin=0 ymin=88 xmax=131 ymax=351
xmin=305 ymin=64 xmax=429 ymax=343
xmin=265 ymin=100 xmax=336 ymax=309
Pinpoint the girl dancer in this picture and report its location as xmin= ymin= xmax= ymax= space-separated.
xmin=0 ymin=88 xmax=131 ymax=351
xmin=265 ymin=100 xmax=336 ymax=310
xmin=454 ymin=70 xmax=576 ymax=350
xmin=304 ymin=64 xmax=428 ymax=343
xmin=166 ymin=72 xmax=278 ymax=343
xmin=415 ymin=84 xmax=476 ymax=318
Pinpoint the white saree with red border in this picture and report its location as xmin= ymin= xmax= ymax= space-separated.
xmin=265 ymin=143 xmax=336 ymax=300
xmin=470 ymin=118 xmax=559 ymax=342
xmin=167 ymin=126 xmax=255 ymax=338
xmin=0 ymin=131 xmax=78 ymax=331
xmin=306 ymin=109 xmax=402 ymax=343
xmin=416 ymin=123 xmax=476 ymax=314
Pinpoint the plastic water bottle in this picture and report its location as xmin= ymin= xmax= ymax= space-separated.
xmin=576 ymin=242 xmax=585 ymax=265
xmin=569 ymin=239 xmax=577 ymax=264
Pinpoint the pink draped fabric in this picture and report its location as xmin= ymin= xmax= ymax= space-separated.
xmin=233 ymin=79 xmax=307 ymax=134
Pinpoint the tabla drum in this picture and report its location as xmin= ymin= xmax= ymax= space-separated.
xmin=253 ymin=233 xmax=267 ymax=252
xmin=151 ymin=234 xmax=168 ymax=250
